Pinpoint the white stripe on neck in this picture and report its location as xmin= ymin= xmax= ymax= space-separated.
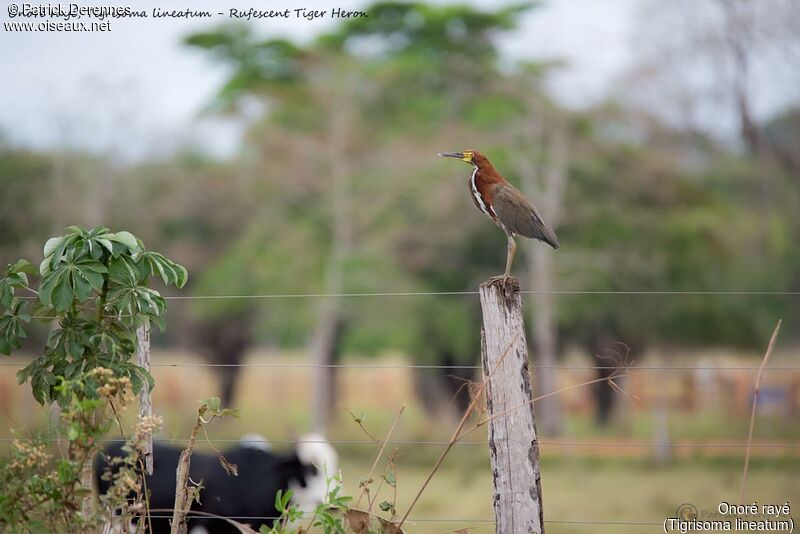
xmin=470 ymin=164 xmax=495 ymax=219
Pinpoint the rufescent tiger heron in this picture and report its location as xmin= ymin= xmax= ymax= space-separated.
xmin=439 ymin=150 xmax=559 ymax=280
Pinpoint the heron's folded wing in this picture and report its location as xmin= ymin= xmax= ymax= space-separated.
xmin=491 ymin=184 xmax=560 ymax=249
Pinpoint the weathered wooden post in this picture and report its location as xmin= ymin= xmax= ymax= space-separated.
xmin=479 ymin=278 xmax=544 ymax=534
xmin=136 ymin=323 xmax=153 ymax=475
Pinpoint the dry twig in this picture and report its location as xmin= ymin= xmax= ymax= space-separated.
xmin=171 ymin=403 xmax=207 ymax=534
xmin=353 ymin=405 xmax=405 ymax=509
xmin=739 ymin=319 xmax=781 ymax=504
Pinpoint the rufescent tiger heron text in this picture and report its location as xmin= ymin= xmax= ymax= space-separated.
xmin=439 ymin=150 xmax=559 ymax=280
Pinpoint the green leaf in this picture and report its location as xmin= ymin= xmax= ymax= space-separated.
xmin=43 ymin=236 xmax=66 ymax=258
xmin=0 ymin=281 xmax=13 ymax=308
xmin=0 ymin=268 xmax=31 ymax=308
xmin=80 ymin=268 xmax=105 ymax=292
xmin=71 ymin=270 xmax=93 ymax=301
xmin=379 ymin=501 xmax=394 ymax=512
xmin=129 ymin=370 xmax=142 ymax=393
xmin=39 ymin=269 xmax=65 ymax=306
xmin=32 ymin=384 xmax=47 ymax=404
xmin=384 ymin=471 xmax=396 ymax=487
xmin=108 ymin=256 xmax=139 ymax=286
xmin=175 ymin=264 xmax=188 ymax=288
xmin=281 ymin=489 xmax=292 ymax=509
xmin=47 ymin=234 xmax=74 ymax=269
xmin=151 ymin=255 xmax=174 ymax=286
xmin=64 ymin=360 xmax=83 ymax=379
xmin=96 ymin=237 xmax=114 ymax=255
xmin=150 ymin=313 xmax=167 ymax=332
xmin=275 ymin=489 xmax=287 ymax=512
xmin=107 ymin=231 xmax=139 ymax=251
xmin=57 ymin=459 xmax=76 ymax=483
xmin=78 ymin=260 xmax=108 ymax=274
xmin=16 ymin=362 xmax=35 ymax=384
xmin=52 ymin=277 xmax=74 ymax=311
xmin=39 ymin=255 xmax=52 ymax=277
xmin=202 ymin=396 xmax=221 ymax=413
xmin=0 ymin=336 xmax=11 ymax=355
xmin=11 ymin=259 xmax=37 ymax=275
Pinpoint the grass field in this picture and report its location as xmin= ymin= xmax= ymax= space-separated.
xmin=1 ymin=350 xmax=798 ymax=532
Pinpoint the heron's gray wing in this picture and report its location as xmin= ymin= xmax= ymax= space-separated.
xmin=491 ymin=183 xmax=560 ymax=249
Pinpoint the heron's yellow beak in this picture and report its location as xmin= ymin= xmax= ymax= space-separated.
xmin=438 ymin=151 xmax=473 ymax=163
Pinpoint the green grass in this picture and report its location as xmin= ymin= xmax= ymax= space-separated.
xmin=336 ymin=455 xmax=798 ymax=533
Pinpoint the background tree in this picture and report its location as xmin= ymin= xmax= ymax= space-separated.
xmin=2 ymin=0 xmax=797 ymax=433
xmin=183 ymin=2 xmax=539 ymax=426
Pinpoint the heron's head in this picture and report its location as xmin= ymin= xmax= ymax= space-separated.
xmin=438 ymin=150 xmax=480 ymax=165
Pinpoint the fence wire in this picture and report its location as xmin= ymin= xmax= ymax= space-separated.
xmin=0 ymin=436 xmax=796 ymax=449
xmin=17 ymin=289 xmax=800 ymax=301
xmin=142 ymin=513 xmax=660 ymax=526
xmin=1 ymin=361 xmax=798 ymax=370
xmin=167 ymin=289 xmax=800 ymax=298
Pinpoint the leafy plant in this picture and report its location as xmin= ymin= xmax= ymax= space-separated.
xmin=0 ymin=226 xmax=185 ymax=530
xmin=261 ymin=489 xmax=304 ymax=533
xmin=0 ymin=225 xmax=187 ymax=404
xmin=0 ymin=368 xmax=161 ymax=533
xmin=260 ymin=472 xmax=353 ymax=534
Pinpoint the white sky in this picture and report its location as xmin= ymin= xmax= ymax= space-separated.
xmin=0 ymin=0 xmax=794 ymax=160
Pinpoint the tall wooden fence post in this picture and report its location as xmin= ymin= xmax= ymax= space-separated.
xmin=136 ymin=323 xmax=153 ymax=475
xmin=479 ymin=278 xmax=544 ymax=534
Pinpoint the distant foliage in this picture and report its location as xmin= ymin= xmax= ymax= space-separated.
xmin=0 ymin=225 xmax=187 ymax=404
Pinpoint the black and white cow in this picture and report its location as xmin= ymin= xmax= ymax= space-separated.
xmin=95 ymin=434 xmax=338 ymax=534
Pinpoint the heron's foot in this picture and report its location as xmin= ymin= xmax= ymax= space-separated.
xmin=485 ymin=274 xmax=517 ymax=288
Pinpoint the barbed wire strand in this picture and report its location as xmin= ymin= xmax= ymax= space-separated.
xmin=16 ymin=290 xmax=800 ymax=301
xmin=142 ymin=513 xmax=659 ymax=525
xmin=165 ymin=289 xmax=800 ymax=298
xmin=0 ymin=362 xmax=797 ymax=370
xmin=1 ymin=436 xmax=796 ymax=448
xmin=141 ymin=514 xmax=662 ymax=526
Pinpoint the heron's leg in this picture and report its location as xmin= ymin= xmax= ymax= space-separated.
xmin=504 ymin=234 xmax=517 ymax=278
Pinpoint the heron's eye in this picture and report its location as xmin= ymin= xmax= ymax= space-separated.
xmin=463 ymin=151 xmax=474 ymax=161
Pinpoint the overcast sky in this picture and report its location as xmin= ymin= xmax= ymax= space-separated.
xmin=0 ymin=0 xmax=794 ymax=160
xmin=0 ymin=0 xmax=645 ymax=159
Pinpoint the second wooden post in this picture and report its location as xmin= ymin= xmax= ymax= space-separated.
xmin=479 ymin=278 xmax=544 ymax=534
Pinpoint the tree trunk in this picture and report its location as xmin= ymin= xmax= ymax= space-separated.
xmin=218 ymin=365 xmax=240 ymax=409
xmin=529 ymin=246 xmax=563 ymax=435
xmin=412 ymin=368 xmax=455 ymax=421
xmin=652 ymin=397 xmax=671 ymax=464
xmin=310 ymin=308 xmax=345 ymax=434
xmin=412 ymin=353 xmax=476 ymax=423
xmin=310 ymin=77 xmax=354 ymax=435
xmin=197 ymin=311 xmax=254 ymax=408
xmin=588 ymin=330 xmax=637 ymax=427
xmin=591 ymin=339 xmax=617 ymax=427
xmin=519 ymin=108 xmax=568 ymax=436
